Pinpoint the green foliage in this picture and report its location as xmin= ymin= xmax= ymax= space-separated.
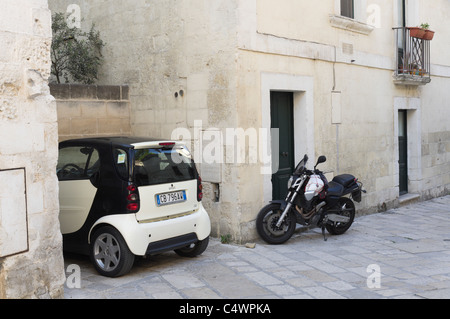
xmin=220 ymin=234 xmax=232 ymax=244
xmin=51 ymin=12 xmax=105 ymax=84
xmin=420 ymin=23 xmax=430 ymax=30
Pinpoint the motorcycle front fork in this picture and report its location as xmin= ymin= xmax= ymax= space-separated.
xmin=276 ymin=202 xmax=293 ymax=228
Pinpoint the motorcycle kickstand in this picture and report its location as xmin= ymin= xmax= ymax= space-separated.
xmin=321 ymin=216 xmax=328 ymax=242
xmin=321 ymin=225 xmax=327 ymax=242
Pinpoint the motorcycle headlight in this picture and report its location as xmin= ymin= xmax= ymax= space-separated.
xmin=287 ymin=176 xmax=294 ymax=189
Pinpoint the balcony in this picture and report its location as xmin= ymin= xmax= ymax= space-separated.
xmin=393 ymin=27 xmax=431 ymax=86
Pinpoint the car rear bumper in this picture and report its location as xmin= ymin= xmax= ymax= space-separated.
xmin=145 ymin=232 xmax=199 ymax=255
xmin=90 ymin=203 xmax=211 ymax=256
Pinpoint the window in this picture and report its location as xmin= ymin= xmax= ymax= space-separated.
xmin=57 ymin=146 xmax=100 ymax=181
xmin=341 ymin=0 xmax=354 ymax=19
xmin=133 ymin=146 xmax=196 ymax=186
xmin=113 ymin=148 xmax=129 ymax=180
xmin=330 ymin=0 xmax=374 ymax=35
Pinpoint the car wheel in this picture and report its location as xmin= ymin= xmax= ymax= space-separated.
xmin=174 ymin=236 xmax=209 ymax=257
xmin=90 ymin=226 xmax=135 ymax=277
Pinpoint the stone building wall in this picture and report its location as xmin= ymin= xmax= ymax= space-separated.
xmin=50 ymin=84 xmax=131 ymax=141
xmin=0 ymin=0 xmax=65 ymax=298
xmin=47 ymin=0 xmax=450 ymax=244
xmin=49 ymin=0 xmax=244 ymax=242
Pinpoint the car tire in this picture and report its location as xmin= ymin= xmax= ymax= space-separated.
xmin=90 ymin=226 xmax=135 ymax=278
xmin=174 ymin=236 xmax=209 ymax=257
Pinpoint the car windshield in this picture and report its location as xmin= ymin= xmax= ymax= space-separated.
xmin=133 ymin=146 xmax=197 ymax=186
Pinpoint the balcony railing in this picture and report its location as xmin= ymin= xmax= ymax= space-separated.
xmin=393 ymin=27 xmax=431 ymax=85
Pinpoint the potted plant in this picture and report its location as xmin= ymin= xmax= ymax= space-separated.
xmin=408 ymin=23 xmax=435 ymax=40
xmin=409 ymin=26 xmax=426 ymax=39
xmin=420 ymin=23 xmax=435 ymax=40
xmin=409 ymin=64 xmax=419 ymax=75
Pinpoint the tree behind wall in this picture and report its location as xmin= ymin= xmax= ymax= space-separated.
xmin=51 ymin=12 xmax=105 ymax=84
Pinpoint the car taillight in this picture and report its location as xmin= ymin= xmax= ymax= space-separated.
xmin=126 ymin=203 xmax=139 ymax=211
xmin=127 ymin=184 xmax=139 ymax=212
xmin=159 ymin=142 xmax=175 ymax=146
xmin=197 ymin=176 xmax=203 ymax=201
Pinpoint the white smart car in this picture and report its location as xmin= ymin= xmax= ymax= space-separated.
xmin=57 ymin=137 xmax=211 ymax=277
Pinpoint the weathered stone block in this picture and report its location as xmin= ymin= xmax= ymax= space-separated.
xmin=49 ymin=83 xmax=70 ymax=99
xmin=121 ymin=85 xmax=129 ymax=100
xmin=1 ymin=0 xmax=64 ymax=299
xmin=106 ymin=101 xmax=130 ymax=118
xmin=80 ymin=101 xmax=107 ymax=117
xmin=98 ymin=118 xmax=123 ymax=134
xmin=70 ymin=118 xmax=98 ymax=135
xmin=0 ymin=123 xmax=45 ymax=154
xmin=97 ymin=85 xmax=121 ymax=100
xmin=70 ymin=84 xmax=97 ymax=100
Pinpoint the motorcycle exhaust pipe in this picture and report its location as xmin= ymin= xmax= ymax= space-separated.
xmin=277 ymin=201 xmax=328 ymax=228
xmin=327 ymin=214 xmax=350 ymax=223
xmin=297 ymin=201 xmax=326 ymax=219
xmin=315 ymin=201 xmax=326 ymax=214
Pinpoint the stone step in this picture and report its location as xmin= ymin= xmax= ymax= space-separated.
xmin=399 ymin=193 xmax=420 ymax=207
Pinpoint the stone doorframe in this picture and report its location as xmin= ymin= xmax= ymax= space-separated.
xmin=261 ymin=73 xmax=315 ymax=203
xmin=393 ymin=97 xmax=422 ymax=196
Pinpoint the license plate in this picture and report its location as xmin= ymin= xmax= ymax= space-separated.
xmin=156 ymin=190 xmax=186 ymax=206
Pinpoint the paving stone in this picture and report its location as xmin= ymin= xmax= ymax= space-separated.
xmin=244 ymin=271 xmax=284 ymax=286
xmin=323 ymin=280 xmax=356 ymax=291
xmin=64 ymin=196 xmax=450 ymax=300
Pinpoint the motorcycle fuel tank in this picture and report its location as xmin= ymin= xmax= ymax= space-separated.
xmin=304 ymin=175 xmax=325 ymax=201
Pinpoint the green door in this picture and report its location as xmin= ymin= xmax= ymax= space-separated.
xmin=271 ymin=92 xmax=295 ymax=200
xmin=398 ymin=110 xmax=408 ymax=195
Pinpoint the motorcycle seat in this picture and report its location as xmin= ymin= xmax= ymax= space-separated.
xmin=332 ymin=174 xmax=356 ymax=188
xmin=327 ymin=181 xmax=344 ymax=197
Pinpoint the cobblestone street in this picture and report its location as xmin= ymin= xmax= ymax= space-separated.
xmin=64 ymin=196 xmax=450 ymax=300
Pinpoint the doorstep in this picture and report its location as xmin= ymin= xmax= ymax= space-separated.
xmin=399 ymin=193 xmax=420 ymax=206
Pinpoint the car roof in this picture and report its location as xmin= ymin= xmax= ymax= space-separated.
xmin=59 ymin=136 xmax=182 ymax=149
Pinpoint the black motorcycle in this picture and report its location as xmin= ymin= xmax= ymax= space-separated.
xmin=256 ymin=155 xmax=365 ymax=244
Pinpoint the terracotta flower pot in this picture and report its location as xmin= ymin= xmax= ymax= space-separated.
xmin=409 ymin=27 xmax=426 ymax=39
xmin=423 ymin=30 xmax=435 ymax=40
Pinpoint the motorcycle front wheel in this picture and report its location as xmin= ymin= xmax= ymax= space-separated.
xmin=256 ymin=203 xmax=296 ymax=245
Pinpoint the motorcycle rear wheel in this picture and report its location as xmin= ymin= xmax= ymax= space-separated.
xmin=326 ymin=197 xmax=355 ymax=235
xmin=256 ymin=203 xmax=296 ymax=245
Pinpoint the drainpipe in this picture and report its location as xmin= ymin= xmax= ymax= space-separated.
xmin=332 ymin=45 xmax=340 ymax=175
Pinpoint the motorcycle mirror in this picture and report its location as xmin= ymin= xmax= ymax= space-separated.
xmin=315 ymin=156 xmax=326 ymax=169
xmin=317 ymin=155 xmax=326 ymax=164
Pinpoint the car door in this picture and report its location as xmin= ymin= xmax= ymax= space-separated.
xmin=57 ymin=145 xmax=100 ymax=234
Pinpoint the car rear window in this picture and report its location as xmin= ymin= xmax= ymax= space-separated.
xmin=133 ymin=146 xmax=197 ymax=186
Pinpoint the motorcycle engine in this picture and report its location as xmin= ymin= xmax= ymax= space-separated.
xmin=295 ymin=175 xmax=326 ymax=221
xmin=295 ymin=192 xmax=317 ymax=215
